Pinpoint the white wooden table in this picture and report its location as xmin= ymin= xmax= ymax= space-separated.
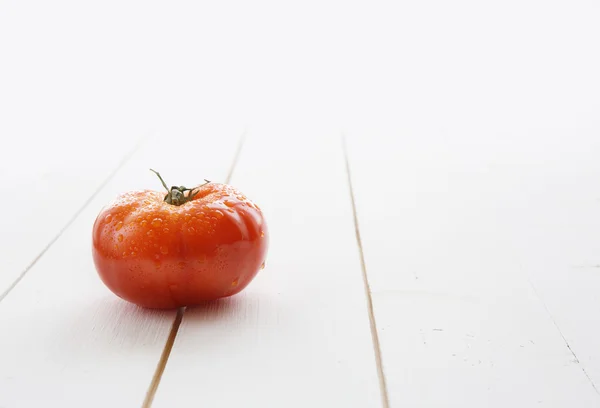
xmin=2 ymin=1 xmax=600 ymax=407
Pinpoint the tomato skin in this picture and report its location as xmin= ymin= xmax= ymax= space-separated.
xmin=92 ymin=183 xmax=268 ymax=309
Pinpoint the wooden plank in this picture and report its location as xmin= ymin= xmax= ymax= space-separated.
xmin=0 ymin=131 xmax=143 ymax=298
xmin=511 ymin=142 xmax=600 ymax=389
xmin=345 ymin=130 xmax=600 ymax=407
xmin=0 ymin=126 xmax=242 ymax=408
xmin=152 ymin=127 xmax=383 ymax=408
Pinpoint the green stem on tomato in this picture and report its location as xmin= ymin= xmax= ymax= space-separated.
xmin=149 ymin=169 xmax=210 ymax=206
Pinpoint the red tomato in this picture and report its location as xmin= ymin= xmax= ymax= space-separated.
xmin=92 ymin=170 xmax=268 ymax=309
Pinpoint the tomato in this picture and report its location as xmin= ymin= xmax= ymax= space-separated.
xmin=92 ymin=170 xmax=268 ymax=309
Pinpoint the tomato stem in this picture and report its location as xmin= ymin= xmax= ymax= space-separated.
xmin=149 ymin=169 xmax=211 ymax=206
xmin=150 ymin=169 xmax=169 ymax=192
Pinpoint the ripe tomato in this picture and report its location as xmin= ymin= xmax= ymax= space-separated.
xmin=92 ymin=170 xmax=268 ymax=309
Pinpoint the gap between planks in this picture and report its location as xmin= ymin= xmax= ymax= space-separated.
xmin=0 ymin=135 xmax=148 ymax=304
xmin=528 ymin=278 xmax=600 ymax=396
xmin=342 ymin=134 xmax=390 ymax=408
xmin=141 ymin=131 xmax=246 ymax=408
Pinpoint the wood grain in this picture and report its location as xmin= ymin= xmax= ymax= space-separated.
xmin=152 ymin=127 xmax=383 ymax=408
xmin=0 ymin=127 xmax=242 ymax=407
xmin=345 ymin=130 xmax=600 ymax=407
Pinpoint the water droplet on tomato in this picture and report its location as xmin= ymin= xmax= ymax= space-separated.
xmin=130 ymin=251 xmax=137 ymax=256
xmin=105 ymin=214 xmax=113 ymax=223
xmin=147 ymin=230 xmax=154 ymax=237
xmin=231 ymin=278 xmax=239 ymax=287
xmin=154 ymin=260 xmax=161 ymax=268
xmin=163 ymin=227 xmax=169 ymax=233
xmin=160 ymin=246 xmax=169 ymax=255
xmin=141 ymin=220 xmax=147 ymax=227
xmin=115 ymin=221 xmax=123 ymax=231
xmin=261 ymin=262 xmax=266 ymax=269
xmin=188 ymin=227 xmax=196 ymax=234
xmin=260 ymin=231 xmax=265 ymax=237
xmin=151 ymin=218 xmax=162 ymax=227
xmin=214 ymin=210 xmax=224 ymax=219
xmin=117 ymin=234 xmax=124 ymax=242
xmin=224 ymin=200 xmax=234 ymax=207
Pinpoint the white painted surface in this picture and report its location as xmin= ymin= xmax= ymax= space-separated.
xmin=346 ymin=130 xmax=600 ymax=407
xmin=0 ymin=132 xmax=142 ymax=297
xmin=152 ymin=128 xmax=383 ymax=408
xmin=341 ymin=0 xmax=600 ymax=404
xmin=2 ymin=0 xmax=600 ymax=406
xmin=371 ymin=286 xmax=600 ymax=407
xmin=0 ymin=128 xmax=241 ymax=407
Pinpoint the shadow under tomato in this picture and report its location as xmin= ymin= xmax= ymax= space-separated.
xmin=80 ymin=291 xmax=269 ymax=355
xmin=183 ymin=294 xmax=249 ymax=323
xmin=180 ymin=290 xmax=276 ymax=335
